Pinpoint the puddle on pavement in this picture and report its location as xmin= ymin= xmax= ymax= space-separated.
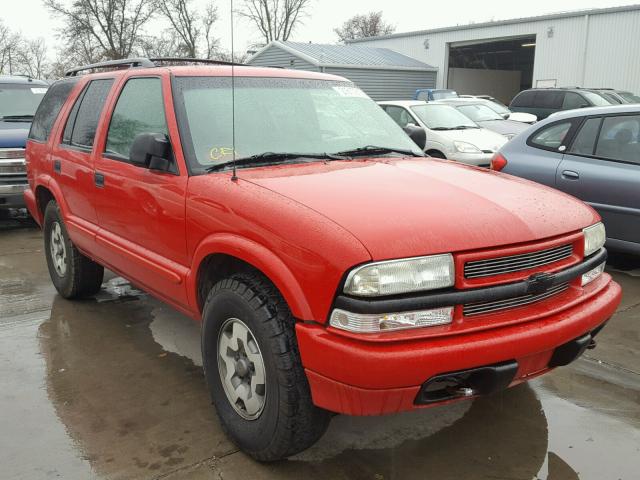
xmin=2 ymin=269 xmax=637 ymax=480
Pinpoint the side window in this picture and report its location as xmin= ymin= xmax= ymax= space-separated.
xmin=105 ymin=78 xmax=168 ymax=160
xmin=534 ymin=91 xmax=564 ymax=109
xmin=594 ymin=115 xmax=640 ymax=165
xmin=62 ymin=79 xmax=114 ymax=149
xmin=29 ymin=79 xmax=78 ymax=142
xmin=529 ymin=121 xmax=573 ymax=150
xmin=384 ymin=106 xmax=412 ymax=128
xmin=568 ymin=118 xmax=601 ymax=155
xmin=563 ymin=92 xmax=588 ymax=110
xmin=510 ymin=91 xmax=535 ymax=108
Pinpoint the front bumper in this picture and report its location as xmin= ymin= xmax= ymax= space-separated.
xmin=0 ymin=184 xmax=27 ymax=208
xmin=297 ymin=274 xmax=621 ymax=415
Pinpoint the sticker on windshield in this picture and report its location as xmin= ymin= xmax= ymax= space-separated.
xmin=31 ymin=88 xmax=47 ymax=94
xmin=332 ymin=86 xmax=368 ymax=98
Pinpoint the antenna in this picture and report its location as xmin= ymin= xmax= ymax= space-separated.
xmin=230 ymin=0 xmax=238 ymax=182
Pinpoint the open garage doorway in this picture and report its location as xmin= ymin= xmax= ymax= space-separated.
xmin=447 ymin=35 xmax=535 ymax=104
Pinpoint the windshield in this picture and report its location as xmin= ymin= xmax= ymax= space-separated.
xmin=619 ymin=91 xmax=640 ymax=103
xmin=455 ymin=104 xmax=503 ymax=122
xmin=410 ymin=104 xmax=478 ymax=129
xmin=172 ymin=77 xmax=421 ymax=173
xmin=582 ymin=91 xmax=613 ymax=106
xmin=482 ymin=100 xmax=510 ymax=116
xmin=0 ymin=83 xmax=48 ymax=118
xmin=432 ymin=90 xmax=458 ymax=100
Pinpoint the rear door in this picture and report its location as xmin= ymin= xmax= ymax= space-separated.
xmin=557 ymin=114 xmax=640 ymax=248
xmin=92 ymin=74 xmax=190 ymax=307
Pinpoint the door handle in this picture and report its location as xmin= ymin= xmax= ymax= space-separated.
xmin=562 ymin=170 xmax=579 ymax=180
xmin=53 ymin=159 xmax=61 ymax=173
xmin=95 ymin=172 xmax=105 ymax=188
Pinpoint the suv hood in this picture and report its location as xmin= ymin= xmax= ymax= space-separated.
xmin=0 ymin=121 xmax=30 ymax=148
xmin=242 ymin=159 xmax=598 ymax=260
xmin=435 ymin=128 xmax=507 ymax=151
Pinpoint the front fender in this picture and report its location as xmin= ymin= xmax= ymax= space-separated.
xmin=187 ymin=233 xmax=313 ymax=321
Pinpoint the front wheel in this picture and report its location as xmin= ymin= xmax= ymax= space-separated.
xmin=43 ymin=201 xmax=104 ymax=298
xmin=201 ymin=272 xmax=331 ymax=461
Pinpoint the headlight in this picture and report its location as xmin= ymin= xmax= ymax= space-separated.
xmin=330 ymin=307 xmax=454 ymax=333
xmin=583 ymin=223 xmax=606 ymax=257
xmin=344 ymin=254 xmax=454 ymax=297
xmin=453 ymin=141 xmax=482 ymax=153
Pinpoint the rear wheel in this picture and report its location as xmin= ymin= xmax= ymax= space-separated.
xmin=201 ymin=272 xmax=331 ymax=461
xmin=43 ymin=201 xmax=104 ymax=298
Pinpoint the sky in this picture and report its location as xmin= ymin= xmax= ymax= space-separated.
xmin=1 ymin=0 xmax=636 ymax=60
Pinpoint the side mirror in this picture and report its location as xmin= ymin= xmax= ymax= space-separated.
xmin=502 ymin=113 xmax=510 ymax=119
xmin=403 ymin=125 xmax=427 ymax=150
xmin=130 ymin=133 xmax=174 ymax=172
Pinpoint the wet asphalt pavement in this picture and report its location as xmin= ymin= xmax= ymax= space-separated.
xmin=1 ymin=218 xmax=639 ymax=480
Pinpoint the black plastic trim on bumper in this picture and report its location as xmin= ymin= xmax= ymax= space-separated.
xmin=334 ymin=248 xmax=607 ymax=315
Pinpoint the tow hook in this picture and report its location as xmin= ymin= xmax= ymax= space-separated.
xmin=587 ymin=338 xmax=597 ymax=350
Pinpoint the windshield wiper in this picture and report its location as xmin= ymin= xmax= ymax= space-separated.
xmin=206 ymin=152 xmax=346 ymax=172
xmin=334 ymin=145 xmax=424 ymax=157
xmin=0 ymin=115 xmax=34 ymax=121
xmin=452 ymin=125 xmax=479 ymax=130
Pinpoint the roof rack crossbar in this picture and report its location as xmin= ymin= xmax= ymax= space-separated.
xmin=64 ymin=57 xmax=246 ymax=77
xmin=65 ymin=58 xmax=156 ymax=77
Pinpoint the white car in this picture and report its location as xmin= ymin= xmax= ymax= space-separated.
xmin=459 ymin=95 xmax=537 ymax=124
xmin=379 ymin=100 xmax=507 ymax=167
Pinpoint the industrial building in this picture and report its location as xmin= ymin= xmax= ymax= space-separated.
xmin=246 ymin=41 xmax=437 ymax=100
xmin=347 ymin=4 xmax=640 ymax=103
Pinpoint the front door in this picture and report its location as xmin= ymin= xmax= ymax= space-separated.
xmin=557 ymin=114 xmax=640 ymax=249
xmin=93 ymin=75 xmax=190 ymax=308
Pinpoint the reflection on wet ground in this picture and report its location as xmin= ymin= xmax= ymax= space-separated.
xmin=1 ymin=224 xmax=639 ymax=479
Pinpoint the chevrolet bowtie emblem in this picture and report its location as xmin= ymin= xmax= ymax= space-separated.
xmin=526 ymin=272 xmax=555 ymax=295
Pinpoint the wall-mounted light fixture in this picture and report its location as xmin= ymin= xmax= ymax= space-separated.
xmin=423 ymin=39 xmax=430 ymax=50
xmin=521 ymin=42 xmax=536 ymax=47
xmin=547 ymin=26 xmax=554 ymax=38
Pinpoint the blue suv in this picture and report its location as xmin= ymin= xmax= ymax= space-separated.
xmin=0 ymin=75 xmax=48 ymax=211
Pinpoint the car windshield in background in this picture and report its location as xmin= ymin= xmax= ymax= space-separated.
xmin=582 ymin=91 xmax=613 ymax=106
xmin=172 ymin=77 xmax=422 ymax=173
xmin=619 ymin=91 xmax=640 ymax=103
xmin=456 ymin=104 xmax=504 ymax=122
xmin=0 ymin=83 xmax=48 ymax=119
xmin=410 ymin=104 xmax=478 ymax=130
xmin=432 ymin=90 xmax=458 ymax=100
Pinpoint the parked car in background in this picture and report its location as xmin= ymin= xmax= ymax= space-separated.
xmin=510 ymin=88 xmax=612 ymax=120
xmin=494 ymin=104 xmax=640 ymax=255
xmin=379 ymin=100 xmax=507 ymax=166
xmin=414 ymin=88 xmax=459 ymax=101
xmin=0 ymin=75 xmax=48 ymax=212
xmin=436 ymin=99 xmax=529 ymax=139
xmin=461 ymin=95 xmax=537 ymax=123
xmin=590 ymin=88 xmax=640 ymax=104
xmin=26 ymin=58 xmax=621 ymax=461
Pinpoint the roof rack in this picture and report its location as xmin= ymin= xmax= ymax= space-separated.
xmin=65 ymin=57 xmax=245 ymax=77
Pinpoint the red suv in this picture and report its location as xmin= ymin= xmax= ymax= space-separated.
xmin=25 ymin=58 xmax=621 ymax=461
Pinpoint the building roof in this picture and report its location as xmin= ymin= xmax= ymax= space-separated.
xmin=249 ymin=41 xmax=437 ymax=71
xmin=348 ymin=3 xmax=640 ymax=43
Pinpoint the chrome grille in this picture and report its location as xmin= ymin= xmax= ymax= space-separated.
xmin=0 ymin=148 xmax=25 ymax=160
xmin=464 ymin=244 xmax=573 ymax=279
xmin=463 ymin=283 xmax=569 ymax=317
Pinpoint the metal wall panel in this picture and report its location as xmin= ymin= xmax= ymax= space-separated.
xmin=247 ymin=45 xmax=318 ymax=71
xmin=352 ymin=9 xmax=640 ymax=93
xmin=323 ymin=68 xmax=436 ymax=101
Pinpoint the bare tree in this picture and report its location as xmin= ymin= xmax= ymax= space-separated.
xmin=15 ymin=38 xmax=49 ymax=79
xmin=44 ymin=0 xmax=155 ymax=60
xmin=238 ymin=0 xmax=312 ymax=43
xmin=203 ymin=3 xmax=220 ymax=58
xmin=334 ymin=11 xmax=395 ymax=43
xmin=137 ymin=31 xmax=187 ymax=58
xmin=0 ymin=21 xmax=21 ymax=74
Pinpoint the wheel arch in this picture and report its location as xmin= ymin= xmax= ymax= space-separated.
xmin=426 ymin=149 xmax=447 ymax=159
xmin=189 ymin=234 xmax=313 ymax=321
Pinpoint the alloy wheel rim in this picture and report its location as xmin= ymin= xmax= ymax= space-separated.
xmin=50 ymin=222 xmax=67 ymax=277
xmin=217 ymin=317 xmax=267 ymax=420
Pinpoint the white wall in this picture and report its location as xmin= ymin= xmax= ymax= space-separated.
xmin=350 ymin=8 xmax=640 ymax=94
xmin=448 ymin=68 xmax=522 ymax=103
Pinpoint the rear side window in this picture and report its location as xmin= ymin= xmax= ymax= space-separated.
xmin=62 ymin=79 xmax=114 ymax=149
xmin=529 ymin=121 xmax=573 ymax=150
xmin=510 ymin=91 xmax=536 ymax=107
xmin=29 ymin=80 xmax=78 ymax=142
xmin=595 ymin=115 xmax=640 ymax=165
xmin=569 ymin=118 xmax=601 ymax=155
xmin=383 ymin=106 xmax=414 ymax=128
xmin=534 ymin=91 xmax=564 ymax=109
xmin=105 ymin=77 xmax=168 ymax=160
xmin=563 ymin=92 xmax=588 ymax=110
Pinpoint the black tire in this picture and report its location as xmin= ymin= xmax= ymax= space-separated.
xmin=427 ymin=150 xmax=446 ymax=159
xmin=201 ymin=272 xmax=331 ymax=461
xmin=43 ymin=201 xmax=104 ymax=298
